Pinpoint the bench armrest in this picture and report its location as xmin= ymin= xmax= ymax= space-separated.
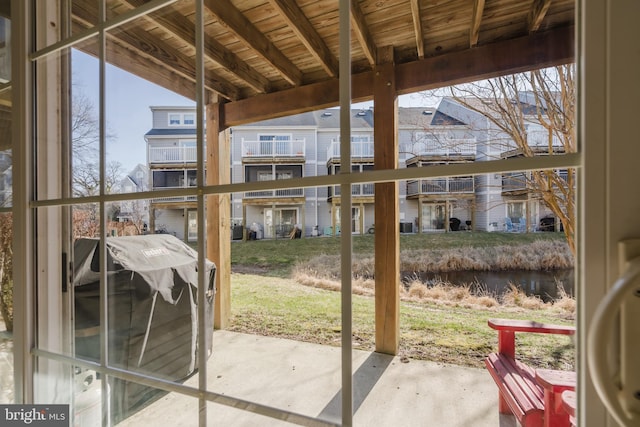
xmin=488 ymin=318 xmax=575 ymax=359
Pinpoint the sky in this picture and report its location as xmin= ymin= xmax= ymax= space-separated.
xmin=72 ymin=50 xmax=438 ymax=172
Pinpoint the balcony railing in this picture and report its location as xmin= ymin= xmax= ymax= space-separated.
xmin=150 ymin=186 xmax=197 ymax=203
xmin=148 ymin=146 xmax=198 ymax=163
xmin=403 ymin=138 xmax=476 ymax=158
xmin=244 ymin=188 xmax=304 ymax=198
xmin=328 ymin=183 xmax=375 ymax=198
xmin=242 ymin=139 xmax=305 ymax=158
xmin=327 ymin=140 xmax=374 ymax=160
xmin=527 ymin=130 xmax=563 ymax=148
xmin=501 ymin=172 xmax=528 ymax=192
xmin=151 ymin=195 xmax=197 ymax=203
xmin=406 ymin=176 xmax=474 ymax=196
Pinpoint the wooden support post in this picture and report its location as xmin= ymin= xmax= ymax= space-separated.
xmin=374 ymin=46 xmax=400 ymax=355
xmin=206 ymin=101 xmax=231 ymax=329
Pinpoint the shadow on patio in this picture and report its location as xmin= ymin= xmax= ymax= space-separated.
xmin=119 ymin=330 xmax=514 ymax=426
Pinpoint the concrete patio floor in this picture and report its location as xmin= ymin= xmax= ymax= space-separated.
xmin=119 ymin=330 xmax=516 ymax=427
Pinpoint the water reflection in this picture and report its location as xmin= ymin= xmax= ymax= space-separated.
xmin=407 ymin=269 xmax=574 ymax=302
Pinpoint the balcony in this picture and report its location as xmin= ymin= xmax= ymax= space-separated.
xmin=244 ymin=188 xmax=304 ymax=199
xmin=328 ymin=183 xmax=375 ymax=198
xmin=406 ymin=177 xmax=474 ymax=197
xmin=150 ymin=186 xmax=197 ymax=203
xmin=148 ymin=146 xmax=198 ymax=164
xmin=242 ymin=139 xmax=305 ymax=159
xmin=501 ymin=172 xmax=528 ymax=193
xmin=403 ymin=137 xmax=476 ymax=159
xmin=527 ymin=129 xmax=563 ymax=148
xmin=327 ymin=140 xmax=374 ymax=161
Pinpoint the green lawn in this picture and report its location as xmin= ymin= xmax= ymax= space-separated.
xmin=229 ymin=273 xmax=575 ymax=370
xmin=225 ymin=232 xmax=574 ymax=370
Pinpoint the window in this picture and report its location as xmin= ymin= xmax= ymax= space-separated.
xmin=20 ymin=1 xmax=592 ymax=426
xmin=168 ymin=113 xmax=181 ymax=125
xmin=183 ymin=114 xmax=195 ymax=125
xmin=507 ymin=201 xmax=526 ymax=221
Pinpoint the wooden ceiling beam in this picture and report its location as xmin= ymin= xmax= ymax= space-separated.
xmin=350 ymin=0 xmax=377 ymax=66
xmin=222 ymin=26 xmax=574 ymax=128
xmin=122 ymin=0 xmax=271 ymax=94
xmin=107 ymin=26 xmax=240 ymax=100
xmin=528 ymin=0 xmax=552 ymax=32
xmin=409 ymin=0 xmax=425 ymax=58
xmin=203 ymin=0 xmax=302 ymax=86
xmin=78 ymin=38 xmax=197 ymax=101
xmin=268 ymin=0 xmax=338 ymax=78
xmin=470 ymin=0 xmax=485 ymax=47
xmin=396 ymin=25 xmax=574 ymax=94
xmin=72 ymin=1 xmax=241 ymax=100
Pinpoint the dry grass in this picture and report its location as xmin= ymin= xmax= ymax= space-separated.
xmin=400 ymin=240 xmax=573 ymax=273
xmin=291 ymin=270 xmax=575 ymax=317
xmin=295 ymin=240 xmax=574 ymax=281
xmin=291 ymin=241 xmax=576 ymax=317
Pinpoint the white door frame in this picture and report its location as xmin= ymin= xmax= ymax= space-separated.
xmin=580 ymin=1 xmax=640 ymax=425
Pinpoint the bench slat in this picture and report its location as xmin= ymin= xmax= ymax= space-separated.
xmin=486 ymin=353 xmax=544 ymax=425
xmin=488 ymin=318 xmax=575 ymax=335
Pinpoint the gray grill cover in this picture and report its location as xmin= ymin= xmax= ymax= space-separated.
xmin=73 ymin=235 xmax=216 ymax=421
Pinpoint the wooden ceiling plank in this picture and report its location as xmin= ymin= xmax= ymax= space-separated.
xmin=409 ymin=0 xmax=425 ymax=58
xmin=108 ymin=27 xmax=240 ymax=100
xmin=268 ymin=0 xmax=339 ymax=77
xmin=470 ymin=0 xmax=485 ymax=47
xmin=223 ymin=25 xmax=574 ymax=127
xmin=79 ymin=39 xmax=197 ymax=101
xmin=203 ymin=0 xmax=303 ymax=86
xmin=122 ymin=0 xmax=271 ymax=93
xmin=528 ymin=0 xmax=552 ymax=32
xmin=350 ymin=0 xmax=377 ymax=66
xmin=72 ymin=1 xmax=241 ymax=100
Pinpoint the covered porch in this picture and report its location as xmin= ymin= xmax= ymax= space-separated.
xmin=118 ymin=330 xmax=510 ymax=427
xmin=11 ymin=0 xmax=583 ymax=426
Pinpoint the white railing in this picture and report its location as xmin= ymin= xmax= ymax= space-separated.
xmin=406 ymin=138 xmax=476 ymax=157
xmin=242 ymin=139 xmax=306 ymax=158
xmin=329 ymin=183 xmax=375 ymax=197
xmin=501 ymin=172 xmax=528 ymax=192
xmin=406 ymin=176 xmax=474 ymax=196
xmin=150 ymin=185 xmax=197 ymax=203
xmin=327 ymin=140 xmax=374 ymax=160
xmin=148 ymin=146 xmax=198 ymax=163
xmin=244 ymin=188 xmax=304 ymax=198
xmin=527 ymin=130 xmax=563 ymax=148
xmin=151 ymin=195 xmax=197 ymax=203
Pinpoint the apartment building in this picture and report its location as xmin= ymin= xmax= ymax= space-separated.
xmin=145 ymin=100 xmax=559 ymax=241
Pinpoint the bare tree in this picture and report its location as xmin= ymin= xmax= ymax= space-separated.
xmin=72 ymin=91 xmax=100 ymax=162
xmin=440 ymin=65 xmax=576 ymax=255
xmin=72 ymin=160 xmax=124 ymax=197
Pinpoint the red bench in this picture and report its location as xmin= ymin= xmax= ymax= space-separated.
xmin=561 ymin=390 xmax=577 ymax=427
xmin=485 ymin=318 xmax=576 ymax=427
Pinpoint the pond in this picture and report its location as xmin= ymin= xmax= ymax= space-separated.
xmin=406 ymin=269 xmax=575 ymax=302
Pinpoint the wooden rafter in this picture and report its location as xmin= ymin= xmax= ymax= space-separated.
xmin=72 ymin=1 xmax=241 ymax=100
xmin=268 ymin=0 xmax=338 ymax=78
xmin=223 ymin=26 xmax=574 ymax=127
xmin=203 ymin=0 xmax=302 ymax=86
xmin=470 ymin=0 xmax=486 ymax=47
xmin=122 ymin=0 xmax=271 ymax=94
xmin=409 ymin=0 xmax=424 ymax=58
xmin=350 ymin=0 xmax=377 ymax=66
xmin=528 ymin=0 xmax=552 ymax=33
